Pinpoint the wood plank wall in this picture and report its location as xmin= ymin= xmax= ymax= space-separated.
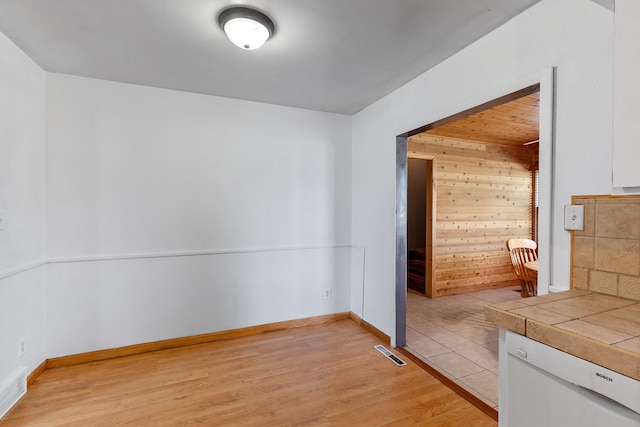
xmin=408 ymin=133 xmax=535 ymax=297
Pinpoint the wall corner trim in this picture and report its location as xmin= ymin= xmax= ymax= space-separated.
xmin=0 ymin=260 xmax=46 ymax=281
xmin=350 ymin=312 xmax=391 ymax=345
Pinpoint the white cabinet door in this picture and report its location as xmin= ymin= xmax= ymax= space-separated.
xmin=613 ymin=0 xmax=640 ymax=188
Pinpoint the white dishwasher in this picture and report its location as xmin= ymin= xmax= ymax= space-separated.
xmin=499 ymin=329 xmax=640 ymax=426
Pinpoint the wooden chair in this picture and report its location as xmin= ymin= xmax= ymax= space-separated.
xmin=507 ymin=239 xmax=538 ymax=297
xmin=507 ymin=238 xmax=537 ymax=252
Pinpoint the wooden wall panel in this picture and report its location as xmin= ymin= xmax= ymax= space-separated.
xmin=424 ymin=93 xmax=539 ymax=145
xmin=408 ymin=133 xmax=535 ymax=298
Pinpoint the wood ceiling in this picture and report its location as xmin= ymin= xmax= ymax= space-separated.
xmin=424 ymin=92 xmax=539 ymax=146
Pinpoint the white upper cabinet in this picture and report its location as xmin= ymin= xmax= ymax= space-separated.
xmin=613 ymin=0 xmax=640 ymax=188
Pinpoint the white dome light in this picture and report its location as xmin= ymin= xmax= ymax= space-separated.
xmin=218 ymin=7 xmax=275 ymax=51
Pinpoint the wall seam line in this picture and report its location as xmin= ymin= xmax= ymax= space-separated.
xmin=0 ymin=244 xmax=357 ymax=279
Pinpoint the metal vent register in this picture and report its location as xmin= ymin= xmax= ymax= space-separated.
xmin=374 ymin=345 xmax=407 ymax=367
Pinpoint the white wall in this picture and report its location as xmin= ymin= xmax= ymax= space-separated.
xmin=0 ymin=0 xmax=618 ymax=368
xmin=351 ymin=0 xmax=614 ymax=343
xmin=45 ymin=74 xmax=352 ymax=357
xmin=0 ymin=31 xmax=47 ymax=382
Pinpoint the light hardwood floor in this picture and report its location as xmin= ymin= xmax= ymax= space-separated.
xmin=1 ymin=319 xmax=497 ymax=426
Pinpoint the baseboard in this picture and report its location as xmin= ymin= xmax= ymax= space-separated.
xmin=0 ymin=367 xmax=26 ymax=420
xmin=27 ymin=360 xmax=47 ymax=387
xmin=396 ymin=347 xmax=498 ymax=421
xmin=350 ymin=312 xmax=391 ymax=345
xmin=47 ymin=312 xmax=351 ymax=369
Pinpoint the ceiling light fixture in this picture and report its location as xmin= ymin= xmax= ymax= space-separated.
xmin=218 ymin=6 xmax=274 ymax=50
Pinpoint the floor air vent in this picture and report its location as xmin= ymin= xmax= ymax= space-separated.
xmin=0 ymin=367 xmax=27 ymax=419
xmin=374 ymin=345 xmax=407 ymax=367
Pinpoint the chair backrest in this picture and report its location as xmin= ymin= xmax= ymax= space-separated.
xmin=507 ymin=244 xmax=538 ymax=297
xmin=509 ymin=247 xmax=538 ymax=273
xmin=507 ymin=238 xmax=537 ymax=251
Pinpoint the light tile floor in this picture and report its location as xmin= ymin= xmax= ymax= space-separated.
xmin=405 ymin=286 xmax=522 ymax=409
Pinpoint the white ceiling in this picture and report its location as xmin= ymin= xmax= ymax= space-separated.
xmin=0 ymin=0 xmax=545 ymax=114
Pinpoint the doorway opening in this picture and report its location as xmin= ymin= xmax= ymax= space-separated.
xmin=406 ymin=87 xmax=540 ymax=299
xmin=395 ymin=74 xmax=555 ymax=413
xmin=407 ymin=157 xmax=435 ymax=296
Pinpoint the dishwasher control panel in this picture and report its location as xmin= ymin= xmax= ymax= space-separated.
xmin=506 ymin=331 xmax=640 ymax=416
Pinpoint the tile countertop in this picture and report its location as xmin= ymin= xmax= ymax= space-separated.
xmin=484 ymin=290 xmax=640 ymax=381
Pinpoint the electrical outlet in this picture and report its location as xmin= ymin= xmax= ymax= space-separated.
xmin=323 ymin=288 xmax=332 ymax=300
xmin=18 ymin=337 xmax=26 ymax=358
